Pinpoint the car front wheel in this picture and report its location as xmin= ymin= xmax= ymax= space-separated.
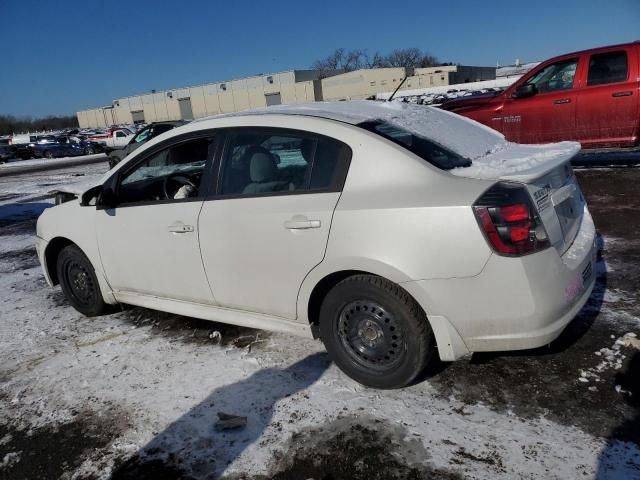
xmin=56 ymin=245 xmax=110 ymax=317
xmin=319 ymin=274 xmax=434 ymax=389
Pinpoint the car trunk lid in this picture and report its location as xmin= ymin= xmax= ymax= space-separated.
xmin=453 ymin=141 xmax=584 ymax=255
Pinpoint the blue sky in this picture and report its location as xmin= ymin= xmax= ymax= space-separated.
xmin=1 ymin=0 xmax=638 ymax=117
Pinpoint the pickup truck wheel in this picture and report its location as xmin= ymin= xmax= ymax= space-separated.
xmin=56 ymin=245 xmax=109 ymax=317
xmin=44 ymin=150 xmax=54 ymax=159
xmin=319 ymin=274 xmax=434 ymax=389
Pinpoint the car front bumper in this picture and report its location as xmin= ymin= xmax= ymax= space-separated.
xmin=403 ymin=208 xmax=597 ymax=360
xmin=35 ymin=236 xmax=54 ymax=287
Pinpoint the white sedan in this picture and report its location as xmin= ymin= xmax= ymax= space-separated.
xmin=36 ymin=101 xmax=596 ymax=388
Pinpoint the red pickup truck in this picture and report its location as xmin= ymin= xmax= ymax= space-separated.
xmin=441 ymin=42 xmax=639 ymax=149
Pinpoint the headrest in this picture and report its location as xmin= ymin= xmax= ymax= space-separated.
xmin=249 ymin=152 xmax=278 ymax=182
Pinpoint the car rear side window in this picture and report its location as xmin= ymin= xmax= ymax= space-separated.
xmin=587 ymin=51 xmax=628 ymax=86
xmin=357 ymin=121 xmax=471 ymax=170
xmin=219 ymin=129 xmax=351 ymax=196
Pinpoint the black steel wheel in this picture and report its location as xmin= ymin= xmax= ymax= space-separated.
xmin=56 ymin=244 xmax=109 ymax=316
xmin=337 ymin=300 xmax=404 ymax=370
xmin=319 ymin=274 xmax=434 ymax=389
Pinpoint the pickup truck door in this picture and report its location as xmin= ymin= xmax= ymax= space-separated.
xmin=502 ymin=57 xmax=580 ymax=144
xmin=575 ymin=47 xmax=639 ymax=148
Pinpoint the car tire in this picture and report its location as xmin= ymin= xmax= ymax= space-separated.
xmin=85 ymin=146 xmax=95 ymax=155
xmin=56 ymin=244 xmax=110 ymax=317
xmin=44 ymin=150 xmax=53 ymax=159
xmin=319 ymin=274 xmax=434 ymax=389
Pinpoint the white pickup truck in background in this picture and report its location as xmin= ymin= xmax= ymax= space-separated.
xmin=88 ymin=128 xmax=134 ymax=148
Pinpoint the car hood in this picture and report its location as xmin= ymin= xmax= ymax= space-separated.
xmin=50 ymin=178 xmax=101 ymax=197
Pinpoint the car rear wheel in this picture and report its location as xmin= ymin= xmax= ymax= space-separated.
xmin=85 ymin=146 xmax=95 ymax=155
xmin=56 ymin=245 xmax=109 ymax=317
xmin=44 ymin=150 xmax=53 ymax=159
xmin=319 ymin=274 xmax=434 ymax=389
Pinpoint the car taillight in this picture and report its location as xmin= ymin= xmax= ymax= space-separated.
xmin=473 ymin=182 xmax=549 ymax=256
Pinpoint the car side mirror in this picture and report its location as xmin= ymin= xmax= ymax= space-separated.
xmin=98 ymin=187 xmax=119 ymax=209
xmin=80 ymin=185 xmax=103 ymax=206
xmin=512 ymin=84 xmax=537 ymax=99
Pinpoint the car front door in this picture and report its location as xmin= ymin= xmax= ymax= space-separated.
xmin=576 ymin=48 xmax=639 ymax=147
xmin=502 ymin=57 xmax=580 ymax=144
xmin=95 ymin=134 xmax=217 ymax=304
xmin=198 ymin=128 xmax=351 ymax=320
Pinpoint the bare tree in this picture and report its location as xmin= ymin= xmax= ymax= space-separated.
xmin=312 ymin=48 xmax=389 ymax=77
xmin=366 ymin=51 xmax=388 ymax=68
xmin=384 ymin=48 xmax=441 ymax=68
xmin=0 ymin=114 xmax=78 ymax=135
xmin=313 ymin=47 xmax=441 ymax=75
xmin=419 ymin=54 xmax=440 ymax=68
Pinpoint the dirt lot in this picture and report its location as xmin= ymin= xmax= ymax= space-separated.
xmin=0 ymin=163 xmax=638 ymax=479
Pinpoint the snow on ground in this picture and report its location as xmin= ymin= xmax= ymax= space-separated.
xmin=0 ymin=163 xmax=639 ymax=479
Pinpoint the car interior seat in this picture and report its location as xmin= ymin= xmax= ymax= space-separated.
xmin=242 ymin=152 xmax=291 ymax=194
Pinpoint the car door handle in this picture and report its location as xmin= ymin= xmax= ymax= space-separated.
xmin=553 ymin=98 xmax=571 ymax=104
xmin=284 ymin=219 xmax=321 ymax=230
xmin=612 ymin=91 xmax=632 ymax=97
xmin=168 ymin=223 xmax=194 ymax=233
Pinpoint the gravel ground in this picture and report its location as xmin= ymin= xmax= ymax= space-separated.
xmin=0 ymin=163 xmax=638 ymax=480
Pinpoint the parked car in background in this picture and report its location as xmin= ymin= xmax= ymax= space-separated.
xmin=0 ymin=145 xmax=13 ymax=163
xmin=30 ymin=136 xmax=79 ymax=159
xmin=11 ymin=134 xmax=50 ymax=159
xmin=26 ymin=136 xmax=99 ymax=159
xmin=37 ymin=101 xmax=596 ymax=389
xmin=441 ymin=42 xmax=640 ymax=150
xmin=107 ymin=121 xmax=186 ymax=168
xmin=88 ymin=127 xmax=134 ymax=149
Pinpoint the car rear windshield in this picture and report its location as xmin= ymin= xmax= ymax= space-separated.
xmin=357 ymin=120 xmax=471 ymax=170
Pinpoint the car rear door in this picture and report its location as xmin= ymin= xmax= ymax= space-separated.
xmin=502 ymin=57 xmax=580 ymax=144
xmin=198 ymin=127 xmax=351 ymax=320
xmin=575 ymin=46 xmax=639 ymax=147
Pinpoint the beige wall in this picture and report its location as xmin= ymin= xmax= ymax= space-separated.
xmin=77 ymin=70 xmax=322 ymax=127
xmin=321 ymin=68 xmax=409 ymax=101
xmin=76 ymin=66 xmax=494 ymax=127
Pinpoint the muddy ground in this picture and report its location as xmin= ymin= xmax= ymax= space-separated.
xmin=0 ymin=164 xmax=638 ymax=479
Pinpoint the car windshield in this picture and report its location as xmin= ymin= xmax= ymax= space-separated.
xmin=358 ymin=120 xmax=471 ymax=170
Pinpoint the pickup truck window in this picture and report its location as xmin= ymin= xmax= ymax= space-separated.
xmin=526 ymin=58 xmax=578 ymax=93
xmin=587 ymin=51 xmax=628 ymax=86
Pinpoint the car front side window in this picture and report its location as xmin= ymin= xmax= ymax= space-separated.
xmin=117 ymin=137 xmax=213 ymax=205
xmin=526 ymin=58 xmax=578 ymax=93
xmin=133 ymin=128 xmax=151 ymax=144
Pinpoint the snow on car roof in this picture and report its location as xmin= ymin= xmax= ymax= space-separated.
xmin=199 ymin=100 xmax=504 ymax=161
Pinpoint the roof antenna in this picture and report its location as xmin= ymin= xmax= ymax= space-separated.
xmin=387 ymin=76 xmax=409 ymax=102
xmin=387 ymin=67 xmax=415 ymax=102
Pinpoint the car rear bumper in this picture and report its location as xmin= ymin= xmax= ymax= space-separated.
xmin=403 ymin=208 xmax=597 ymax=360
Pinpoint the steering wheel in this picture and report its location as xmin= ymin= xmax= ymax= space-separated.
xmin=163 ymin=172 xmax=197 ymax=199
